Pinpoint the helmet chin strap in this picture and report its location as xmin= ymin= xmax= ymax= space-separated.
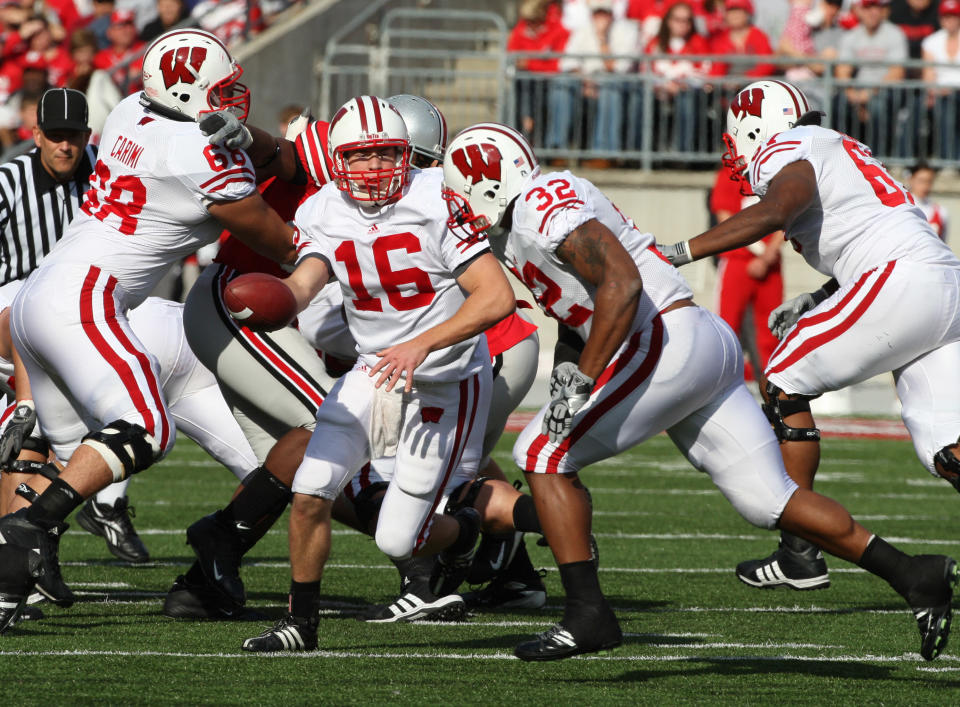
xmin=138 ymin=92 xmax=195 ymax=122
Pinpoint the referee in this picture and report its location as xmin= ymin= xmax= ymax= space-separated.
xmin=0 ymin=88 xmax=96 ymax=285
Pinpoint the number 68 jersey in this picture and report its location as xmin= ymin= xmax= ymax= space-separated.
xmin=748 ymin=125 xmax=959 ymax=285
xmin=496 ymin=170 xmax=692 ymax=343
xmin=294 ymin=167 xmax=490 ymax=382
xmin=37 ymin=93 xmax=257 ymax=307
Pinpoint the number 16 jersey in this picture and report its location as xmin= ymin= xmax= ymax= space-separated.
xmin=748 ymin=125 xmax=959 ymax=284
xmin=294 ymin=167 xmax=490 ymax=382
xmin=37 ymin=93 xmax=257 ymax=308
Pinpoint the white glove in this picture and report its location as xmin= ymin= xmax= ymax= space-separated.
xmin=0 ymin=400 xmax=35 ymax=467
xmin=767 ymin=290 xmax=826 ymax=339
xmin=199 ymin=110 xmax=253 ymax=151
xmin=542 ymin=364 xmax=594 ymax=444
xmin=657 ymin=240 xmax=692 ymax=266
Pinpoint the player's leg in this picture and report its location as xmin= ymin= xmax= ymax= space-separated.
xmin=242 ymin=369 xmax=372 ymax=652
xmin=893 ymin=341 xmax=960 ymax=490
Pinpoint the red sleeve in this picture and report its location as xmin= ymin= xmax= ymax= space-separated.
xmin=507 ymin=22 xmax=526 ymax=52
xmin=708 ymin=33 xmax=730 ymax=76
xmin=745 ymin=27 xmax=775 ymax=77
xmin=484 ymin=311 xmax=538 ymax=359
xmin=710 ymin=166 xmax=742 ymax=215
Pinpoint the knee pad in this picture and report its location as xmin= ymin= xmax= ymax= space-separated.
xmin=445 ymin=477 xmax=488 ymax=515
xmin=762 ymin=383 xmax=821 ymax=443
xmin=14 ymin=482 xmax=40 ymax=504
xmin=81 ymin=420 xmax=160 ymax=482
xmin=352 ymin=481 xmax=389 ymax=530
xmin=934 ymin=446 xmax=960 ymax=492
xmin=8 ymin=459 xmax=60 ymax=481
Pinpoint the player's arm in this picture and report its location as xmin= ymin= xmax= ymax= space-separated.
xmin=556 ymin=218 xmax=642 ymax=380
xmin=371 ymin=253 xmax=515 ymax=392
xmin=208 ymin=193 xmax=297 ymax=265
xmin=554 ymin=322 xmax=584 ymax=367
xmin=199 ymin=112 xmax=301 ymax=182
xmin=283 ymin=255 xmax=332 ymax=312
xmin=681 ymin=160 xmax=816 ymax=263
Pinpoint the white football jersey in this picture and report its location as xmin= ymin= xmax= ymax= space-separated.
xmin=499 ymin=170 xmax=692 ymax=342
xmin=37 ymin=93 xmax=257 ymax=307
xmin=294 ymin=167 xmax=490 ymax=382
xmin=749 ymin=125 xmax=959 ymax=284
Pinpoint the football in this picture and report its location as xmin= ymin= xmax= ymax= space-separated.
xmin=223 ymin=272 xmax=298 ymax=331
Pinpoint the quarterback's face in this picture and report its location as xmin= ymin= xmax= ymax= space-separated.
xmin=345 ymin=145 xmax=400 ymax=197
xmin=34 ymin=127 xmax=91 ymax=182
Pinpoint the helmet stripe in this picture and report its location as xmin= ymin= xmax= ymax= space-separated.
xmin=769 ymin=79 xmax=807 ymax=118
xmin=370 ymin=96 xmax=383 ymax=133
xmin=355 ymin=97 xmax=368 ymax=134
xmin=465 ymin=122 xmax=536 ymax=169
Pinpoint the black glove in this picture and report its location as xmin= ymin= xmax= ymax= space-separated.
xmin=0 ymin=400 xmax=36 ymax=467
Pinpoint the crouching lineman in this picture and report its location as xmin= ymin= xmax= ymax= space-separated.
xmin=0 ymin=29 xmax=297 ymax=624
xmin=440 ymin=123 xmax=958 ymax=661
xmin=238 ymin=96 xmax=516 ymax=652
xmin=659 ymin=80 xmax=960 ymax=593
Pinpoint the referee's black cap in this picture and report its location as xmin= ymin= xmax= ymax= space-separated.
xmin=37 ymin=88 xmax=89 ymax=133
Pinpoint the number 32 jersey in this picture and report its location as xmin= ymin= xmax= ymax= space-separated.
xmin=495 ymin=170 xmax=692 ymax=343
xmin=748 ymin=125 xmax=959 ymax=284
xmin=38 ymin=93 xmax=257 ymax=307
xmin=294 ymin=167 xmax=490 ymax=382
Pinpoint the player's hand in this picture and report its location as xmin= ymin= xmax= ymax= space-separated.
xmin=656 ymin=240 xmax=692 ymax=266
xmin=542 ymin=365 xmax=594 ymax=444
xmin=199 ymin=110 xmax=253 ymax=151
xmin=371 ymin=339 xmax=431 ymax=393
xmin=0 ymin=400 xmax=36 ymax=468
xmin=767 ymin=292 xmax=818 ymax=339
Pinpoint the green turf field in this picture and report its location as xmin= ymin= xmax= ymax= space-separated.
xmin=1 ymin=431 xmax=958 ymax=704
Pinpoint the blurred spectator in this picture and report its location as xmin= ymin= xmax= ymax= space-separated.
xmin=645 ymin=1 xmax=711 ymax=151
xmin=20 ymin=15 xmax=72 ymax=86
xmin=698 ymin=0 xmax=729 ymax=39
xmin=560 ymin=0 xmax=628 ymax=30
xmin=88 ymin=0 xmax=118 ymax=49
xmin=890 ymin=0 xmax=939 ymax=60
xmin=921 ymin=0 xmax=960 ymax=158
xmin=193 ymin=0 xmax=264 ymax=47
xmin=550 ymin=0 xmax=638 ymax=164
xmin=66 ymin=28 xmax=123 ymax=142
xmin=93 ymin=9 xmax=145 ymax=93
xmin=709 ymin=0 xmax=777 ymax=77
xmin=835 ymin=0 xmax=907 ymax=144
xmin=0 ymin=52 xmax=50 ymax=149
xmin=507 ymin=0 xmax=570 ymax=140
xmin=46 ymin=0 xmax=85 ymax=34
xmin=753 ymin=0 xmax=792 ymax=45
xmin=276 ymin=103 xmax=304 ymax=135
xmin=626 ymin=0 xmax=671 ymax=46
xmin=141 ymin=0 xmax=189 ymax=42
xmin=116 ymin=0 xmax=160 ymax=32
xmin=709 ymin=162 xmax=785 ymax=383
xmin=908 ymin=162 xmax=949 ymax=241
xmin=15 ymin=91 xmax=38 ymax=141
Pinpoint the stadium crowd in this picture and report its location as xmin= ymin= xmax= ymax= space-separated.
xmin=509 ymin=0 xmax=960 ymax=161
xmin=0 ymin=0 xmax=303 ymax=151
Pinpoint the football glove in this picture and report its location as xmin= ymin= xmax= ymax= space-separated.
xmin=542 ymin=365 xmax=594 ymax=444
xmin=656 ymin=240 xmax=692 ymax=266
xmin=767 ymin=286 xmax=832 ymax=339
xmin=199 ymin=110 xmax=253 ymax=151
xmin=0 ymin=400 xmax=36 ymax=468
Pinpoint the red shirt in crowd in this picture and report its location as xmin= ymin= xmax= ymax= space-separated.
xmin=709 ymin=25 xmax=775 ymax=77
xmin=507 ymin=12 xmax=570 ymax=73
xmin=644 ymin=31 xmax=711 ymax=77
xmin=94 ymin=42 xmax=145 ymax=90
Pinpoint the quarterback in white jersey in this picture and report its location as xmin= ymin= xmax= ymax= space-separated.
xmin=0 ymin=29 xmax=296 ymax=622
xmin=442 ymin=121 xmax=958 ymax=663
xmin=661 ymin=79 xmax=960 ymax=611
xmin=239 ymin=96 xmax=514 ymax=654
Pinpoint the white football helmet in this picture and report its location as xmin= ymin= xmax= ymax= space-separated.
xmin=723 ymin=79 xmax=812 ymax=185
xmin=327 ymin=95 xmax=412 ymax=205
xmin=441 ymin=123 xmax=539 ymax=238
xmin=387 ymin=94 xmax=447 ymax=168
xmin=140 ymin=29 xmax=249 ymax=122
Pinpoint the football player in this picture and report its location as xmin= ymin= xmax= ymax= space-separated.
xmin=0 ymin=29 xmax=297 ymax=626
xmin=660 ymin=80 xmax=960 ymax=595
xmin=238 ymin=95 xmax=516 ymax=652
xmin=440 ymin=122 xmax=958 ymax=662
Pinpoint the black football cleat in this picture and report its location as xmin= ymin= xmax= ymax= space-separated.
xmin=186 ymin=512 xmax=245 ymax=606
xmin=736 ymin=533 xmax=830 ymax=591
xmin=430 ymin=507 xmax=481 ymax=597
xmin=514 ymin=619 xmax=622 ymax=662
xmin=360 ymin=581 xmax=466 ymax=623
xmin=907 ymin=556 xmax=958 ymax=661
xmin=463 ymin=570 xmax=547 ymax=610
xmin=0 ymin=510 xmax=74 ymax=607
xmin=76 ymin=497 xmax=150 ymax=563
xmin=162 ymin=574 xmax=266 ymax=621
xmin=0 ymin=545 xmax=43 ymax=634
xmin=467 ymin=531 xmax=523 ymax=586
xmin=242 ymin=614 xmax=318 ymax=652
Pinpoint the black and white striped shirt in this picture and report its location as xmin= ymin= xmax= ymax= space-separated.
xmin=0 ymin=144 xmax=97 ymax=285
